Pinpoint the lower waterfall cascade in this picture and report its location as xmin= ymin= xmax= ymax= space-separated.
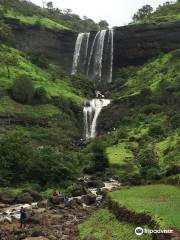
xmin=83 ymin=98 xmax=111 ymax=139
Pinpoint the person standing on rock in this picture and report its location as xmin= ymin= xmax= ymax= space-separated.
xmin=20 ymin=207 xmax=26 ymax=228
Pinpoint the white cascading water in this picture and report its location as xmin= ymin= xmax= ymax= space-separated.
xmin=71 ymin=30 xmax=113 ymax=139
xmin=107 ymin=29 xmax=114 ymax=83
xmin=72 ymin=33 xmax=90 ymax=75
xmin=72 ymin=29 xmax=114 ymax=84
xmin=83 ymin=98 xmax=110 ymax=139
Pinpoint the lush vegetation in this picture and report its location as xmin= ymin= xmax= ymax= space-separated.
xmin=0 ymin=0 xmax=108 ymax=31
xmin=132 ymin=1 xmax=180 ymax=24
xmin=109 ymin=184 xmax=180 ymax=228
xmin=79 ymin=208 xmax=151 ymax=240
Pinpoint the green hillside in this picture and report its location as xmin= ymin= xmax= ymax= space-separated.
xmin=133 ymin=1 xmax=180 ymax=24
xmin=0 ymin=0 xmax=100 ymax=31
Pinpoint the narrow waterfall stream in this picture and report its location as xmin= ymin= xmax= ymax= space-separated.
xmin=83 ymin=98 xmax=110 ymax=139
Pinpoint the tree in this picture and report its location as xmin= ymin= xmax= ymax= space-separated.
xmin=0 ymin=129 xmax=33 ymax=184
xmin=0 ymin=53 xmax=18 ymax=79
xmin=46 ymin=1 xmax=54 ymax=11
xmin=133 ymin=5 xmax=153 ymax=21
xmin=90 ymin=141 xmax=109 ymax=172
xmin=12 ymin=75 xmax=35 ymax=104
xmin=98 ymin=20 xmax=109 ymax=30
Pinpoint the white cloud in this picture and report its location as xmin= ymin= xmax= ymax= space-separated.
xmin=31 ymin=0 xmax=174 ymax=27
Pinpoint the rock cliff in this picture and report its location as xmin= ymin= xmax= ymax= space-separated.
xmin=6 ymin=18 xmax=180 ymax=73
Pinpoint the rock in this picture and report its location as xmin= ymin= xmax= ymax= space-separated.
xmin=48 ymin=196 xmax=60 ymax=205
xmin=16 ymin=192 xmax=33 ymax=204
xmin=85 ymin=180 xmax=105 ymax=188
xmin=67 ymin=198 xmax=82 ymax=208
xmin=0 ymin=192 xmax=16 ymax=204
xmin=0 ymin=203 xmax=8 ymax=208
xmin=82 ymin=194 xmax=96 ymax=205
xmin=26 ymin=211 xmax=41 ymax=224
xmin=31 ymin=228 xmax=44 ymax=237
xmin=37 ymin=199 xmax=51 ymax=208
xmin=22 ymin=189 xmax=43 ymax=201
xmin=24 ymin=237 xmax=49 ymax=240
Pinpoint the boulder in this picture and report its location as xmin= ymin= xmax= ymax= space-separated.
xmin=22 ymin=189 xmax=43 ymax=201
xmin=85 ymin=180 xmax=105 ymax=188
xmin=0 ymin=192 xmax=16 ymax=204
xmin=31 ymin=227 xmax=44 ymax=237
xmin=49 ymin=196 xmax=61 ymax=205
xmin=37 ymin=199 xmax=51 ymax=208
xmin=16 ymin=192 xmax=33 ymax=204
xmin=82 ymin=194 xmax=96 ymax=205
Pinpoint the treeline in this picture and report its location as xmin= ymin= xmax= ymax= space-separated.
xmin=132 ymin=1 xmax=180 ymax=23
xmin=0 ymin=0 xmax=109 ymax=31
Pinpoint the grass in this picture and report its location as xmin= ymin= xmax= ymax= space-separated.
xmin=79 ymin=208 xmax=151 ymax=240
xmin=0 ymin=5 xmax=70 ymax=30
xmin=0 ymin=44 xmax=83 ymax=103
xmin=106 ymin=142 xmax=134 ymax=165
xmin=113 ymin=50 xmax=180 ymax=99
xmin=0 ymin=96 xmax=61 ymax=118
xmin=109 ymin=184 xmax=180 ymax=229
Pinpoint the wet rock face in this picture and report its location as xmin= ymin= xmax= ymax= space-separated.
xmin=113 ymin=22 xmax=180 ymax=71
xmin=5 ymin=18 xmax=76 ymax=73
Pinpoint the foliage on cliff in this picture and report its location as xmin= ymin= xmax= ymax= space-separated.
xmin=132 ymin=1 xmax=180 ymax=24
xmin=98 ymin=50 xmax=180 ymax=183
xmin=0 ymin=0 xmax=103 ymax=31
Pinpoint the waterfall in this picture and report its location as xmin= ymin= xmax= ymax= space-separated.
xmin=107 ymin=29 xmax=114 ymax=83
xmin=72 ymin=29 xmax=114 ymax=84
xmin=72 ymin=33 xmax=90 ymax=75
xmin=83 ymin=98 xmax=110 ymax=139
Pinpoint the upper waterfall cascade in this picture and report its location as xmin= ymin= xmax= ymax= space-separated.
xmin=72 ymin=29 xmax=114 ymax=83
xmin=83 ymin=98 xmax=110 ymax=139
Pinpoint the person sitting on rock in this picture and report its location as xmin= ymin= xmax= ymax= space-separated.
xmin=20 ymin=207 xmax=26 ymax=228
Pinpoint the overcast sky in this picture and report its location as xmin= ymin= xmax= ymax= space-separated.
xmin=31 ymin=0 xmax=174 ymax=27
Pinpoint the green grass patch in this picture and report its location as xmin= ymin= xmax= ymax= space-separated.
xmin=0 ymin=44 xmax=83 ymax=103
xmin=79 ymin=208 xmax=151 ymax=240
xmin=107 ymin=142 xmax=134 ymax=165
xmin=109 ymin=184 xmax=180 ymax=229
xmin=0 ymin=96 xmax=61 ymax=118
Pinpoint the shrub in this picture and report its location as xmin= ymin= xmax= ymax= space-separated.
xmin=141 ymin=104 xmax=161 ymax=114
xmin=28 ymin=51 xmax=48 ymax=68
xmin=90 ymin=141 xmax=109 ymax=172
xmin=0 ymin=129 xmax=34 ymax=184
xmin=35 ymin=87 xmax=48 ymax=103
xmin=170 ymin=113 xmax=180 ymax=129
xmin=138 ymin=148 xmax=160 ymax=179
xmin=12 ymin=75 xmax=35 ymax=104
xmin=146 ymin=167 xmax=161 ymax=180
xmin=148 ymin=124 xmax=165 ymax=137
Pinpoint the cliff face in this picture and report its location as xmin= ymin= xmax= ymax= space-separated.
xmin=7 ymin=18 xmax=180 ymax=73
xmin=6 ymin=18 xmax=76 ymax=72
xmin=113 ymin=22 xmax=180 ymax=71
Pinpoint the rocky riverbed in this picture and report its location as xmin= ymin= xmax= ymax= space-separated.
xmin=0 ymin=178 xmax=121 ymax=240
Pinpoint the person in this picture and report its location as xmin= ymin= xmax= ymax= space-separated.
xmin=20 ymin=207 xmax=26 ymax=228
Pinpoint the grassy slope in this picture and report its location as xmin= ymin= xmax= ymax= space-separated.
xmin=0 ymin=44 xmax=83 ymax=105
xmin=102 ymin=50 xmax=180 ymax=174
xmin=4 ymin=8 xmax=70 ymax=30
xmin=79 ymin=208 xmax=151 ymax=240
xmin=113 ymin=50 xmax=180 ymax=99
xmin=109 ymin=184 xmax=180 ymax=229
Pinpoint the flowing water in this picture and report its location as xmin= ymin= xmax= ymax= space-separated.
xmin=83 ymin=98 xmax=110 ymax=139
xmin=72 ymin=29 xmax=114 ymax=84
